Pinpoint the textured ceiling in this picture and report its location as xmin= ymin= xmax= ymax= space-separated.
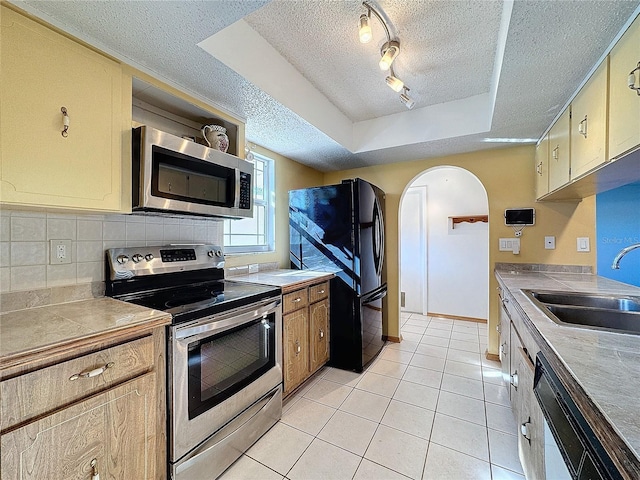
xmin=12 ymin=0 xmax=640 ymax=172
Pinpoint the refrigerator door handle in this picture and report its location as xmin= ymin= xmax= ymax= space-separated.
xmin=361 ymin=284 xmax=387 ymax=304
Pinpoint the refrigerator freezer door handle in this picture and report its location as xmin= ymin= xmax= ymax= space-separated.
xmin=361 ymin=284 xmax=387 ymax=304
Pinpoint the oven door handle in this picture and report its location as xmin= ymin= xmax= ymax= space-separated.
xmin=174 ymin=298 xmax=281 ymax=341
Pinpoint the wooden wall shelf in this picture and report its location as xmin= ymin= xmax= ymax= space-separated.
xmin=450 ymin=215 xmax=488 ymax=228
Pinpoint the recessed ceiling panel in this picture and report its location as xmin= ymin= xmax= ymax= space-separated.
xmin=246 ymin=0 xmax=503 ymax=121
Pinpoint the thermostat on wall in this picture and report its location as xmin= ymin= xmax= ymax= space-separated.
xmin=504 ymin=208 xmax=535 ymax=226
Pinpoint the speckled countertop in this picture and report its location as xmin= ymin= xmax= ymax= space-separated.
xmin=0 ymin=297 xmax=171 ymax=371
xmin=231 ymin=269 xmax=334 ymax=293
xmin=495 ymin=269 xmax=640 ymax=469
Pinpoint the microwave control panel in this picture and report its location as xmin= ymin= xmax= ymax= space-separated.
xmin=239 ymin=172 xmax=251 ymax=210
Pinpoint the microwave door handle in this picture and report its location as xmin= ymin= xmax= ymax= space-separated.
xmin=234 ymin=168 xmax=240 ymax=208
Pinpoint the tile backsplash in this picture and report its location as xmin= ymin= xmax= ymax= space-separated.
xmin=0 ymin=209 xmax=223 ymax=293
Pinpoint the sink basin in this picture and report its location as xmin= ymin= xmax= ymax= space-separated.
xmin=545 ymin=305 xmax=640 ymax=334
xmin=527 ymin=290 xmax=640 ymax=312
xmin=523 ymin=290 xmax=640 ymax=335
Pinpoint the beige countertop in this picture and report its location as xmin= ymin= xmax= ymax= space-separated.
xmin=231 ymin=269 xmax=334 ymax=293
xmin=0 ymin=297 xmax=171 ymax=372
xmin=495 ymin=268 xmax=640 ymax=475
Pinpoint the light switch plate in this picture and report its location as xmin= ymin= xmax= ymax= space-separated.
xmin=499 ymin=238 xmax=521 ymax=254
xmin=577 ymin=237 xmax=590 ymax=252
xmin=544 ymin=236 xmax=556 ymax=249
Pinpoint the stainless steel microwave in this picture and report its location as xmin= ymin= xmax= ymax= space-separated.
xmin=132 ymin=125 xmax=253 ymax=218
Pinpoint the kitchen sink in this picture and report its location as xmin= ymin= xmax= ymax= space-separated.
xmin=527 ymin=290 xmax=640 ymax=312
xmin=523 ymin=290 xmax=640 ymax=335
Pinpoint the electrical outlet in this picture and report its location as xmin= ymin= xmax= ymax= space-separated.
xmin=248 ymin=263 xmax=259 ymax=274
xmin=50 ymin=239 xmax=72 ymax=264
xmin=545 ymin=236 xmax=556 ymax=249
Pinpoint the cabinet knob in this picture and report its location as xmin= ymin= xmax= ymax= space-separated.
xmin=510 ymin=371 xmax=519 ymax=388
xmin=61 ymin=106 xmax=70 ymax=137
xmin=295 ymin=340 xmax=301 ymax=355
xmin=578 ymin=115 xmax=588 ymax=138
xmin=293 ymin=297 xmax=302 ymax=303
xmin=318 ymin=289 xmax=325 ymax=294
xmin=629 ymin=62 xmax=640 ymax=95
xmin=319 ymin=329 xmax=324 ymax=339
xmin=90 ymin=458 xmax=100 ymax=480
xmin=521 ymin=419 xmax=531 ymax=442
xmin=69 ymin=362 xmax=114 ymax=381
xmin=552 ymin=146 xmax=559 ymax=160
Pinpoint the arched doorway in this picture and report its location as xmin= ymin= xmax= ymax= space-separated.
xmin=399 ymin=166 xmax=489 ymax=333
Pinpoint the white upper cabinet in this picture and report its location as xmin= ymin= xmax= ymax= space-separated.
xmin=608 ymin=14 xmax=640 ymax=160
xmin=570 ymin=58 xmax=609 ymax=180
xmin=0 ymin=6 xmax=131 ymax=213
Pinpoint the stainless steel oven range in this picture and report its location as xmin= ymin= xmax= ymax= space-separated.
xmin=106 ymin=245 xmax=282 ymax=480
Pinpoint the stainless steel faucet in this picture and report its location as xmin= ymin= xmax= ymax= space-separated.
xmin=611 ymin=243 xmax=640 ymax=269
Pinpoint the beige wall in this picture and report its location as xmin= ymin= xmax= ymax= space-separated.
xmin=224 ymin=145 xmax=324 ymax=270
xmin=324 ymin=145 xmax=597 ymax=355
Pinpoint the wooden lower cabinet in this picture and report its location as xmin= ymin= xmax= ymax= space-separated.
xmin=0 ymin=329 xmax=165 ymax=480
xmin=283 ymin=307 xmax=310 ymax=395
xmin=1 ymin=374 xmax=156 ymax=480
xmin=309 ymin=298 xmax=329 ymax=372
xmin=282 ymin=280 xmax=330 ymax=396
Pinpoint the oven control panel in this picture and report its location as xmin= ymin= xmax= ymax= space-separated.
xmin=106 ymin=245 xmax=224 ymax=280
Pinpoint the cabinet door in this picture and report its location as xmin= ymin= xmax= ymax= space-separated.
xmin=0 ymin=7 xmax=129 ymax=212
xmin=535 ymin=134 xmax=550 ymax=199
xmin=309 ymin=299 xmax=329 ymax=373
xmin=570 ymin=59 xmax=609 ymax=180
xmin=498 ymin=299 xmax=511 ymax=394
xmin=514 ymin=349 xmax=545 ymax=480
xmin=548 ymin=108 xmax=571 ymax=192
xmin=609 ymin=14 xmax=640 ymax=160
xmin=283 ymin=309 xmax=309 ymax=395
xmin=1 ymin=373 xmax=156 ymax=480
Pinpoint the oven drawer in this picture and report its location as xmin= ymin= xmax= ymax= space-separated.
xmin=309 ymin=281 xmax=329 ymax=303
xmin=283 ymin=288 xmax=309 ymax=314
xmin=1 ymin=335 xmax=154 ymax=431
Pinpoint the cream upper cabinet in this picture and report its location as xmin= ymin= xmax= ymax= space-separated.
xmin=547 ymin=108 xmax=571 ymax=192
xmin=609 ymin=14 xmax=640 ymax=160
xmin=570 ymin=59 xmax=609 ymax=180
xmin=0 ymin=6 xmax=131 ymax=212
xmin=534 ymin=134 xmax=549 ymax=199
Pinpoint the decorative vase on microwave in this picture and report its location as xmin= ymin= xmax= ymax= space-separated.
xmin=201 ymin=125 xmax=229 ymax=153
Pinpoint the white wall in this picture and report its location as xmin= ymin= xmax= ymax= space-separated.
xmin=400 ymin=186 xmax=427 ymax=314
xmin=403 ymin=166 xmax=489 ymax=320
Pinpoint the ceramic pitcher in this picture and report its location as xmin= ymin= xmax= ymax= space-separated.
xmin=201 ymin=125 xmax=229 ymax=153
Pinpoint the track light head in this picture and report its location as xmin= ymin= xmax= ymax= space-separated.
xmin=385 ymin=67 xmax=404 ymax=92
xmin=400 ymin=87 xmax=415 ymax=109
xmin=358 ymin=13 xmax=372 ymax=43
xmin=379 ymin=41 xmax=400 ymax=71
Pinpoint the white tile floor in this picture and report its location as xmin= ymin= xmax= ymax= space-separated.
xmin=219 ymin=314 xmax=526 ymax=480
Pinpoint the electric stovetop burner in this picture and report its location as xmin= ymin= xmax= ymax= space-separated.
xmin=105 ymin=245 xmax=281 ymax=324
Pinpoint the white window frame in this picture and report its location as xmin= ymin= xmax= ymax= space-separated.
xmin=223 ymin=153 xmax=275 ymax=254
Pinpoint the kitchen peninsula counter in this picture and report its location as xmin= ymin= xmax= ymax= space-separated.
xmin=231 ymin=269 xmax=334 ymax=293
xmin=0 ymin=297 xmax=171 ymax=374
xmin=495 ymin=267 xmax=640 ymax=476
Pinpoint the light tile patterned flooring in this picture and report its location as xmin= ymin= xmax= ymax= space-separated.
xmin=219 ymin=313 xmax=526 ymax=480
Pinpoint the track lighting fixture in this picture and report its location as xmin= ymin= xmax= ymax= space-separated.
xmin=400 ymin=87 xmax=415 ymax=109
xmin=385 ymin=67 xmax=404 ymax=92
xmin=359 ymin=13 xmax=372 ymax=43
xmin=358 ymin=1 xmax=415 ymax=108
xmin=379 ymin=41 xmax=400 ymax=71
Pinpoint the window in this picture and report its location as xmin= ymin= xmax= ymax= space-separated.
xmin=223 ymin=153 xmax=275 ymax=253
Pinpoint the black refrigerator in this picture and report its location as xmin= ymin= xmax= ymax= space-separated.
xmin=289 ymin=178 xmax=386 ymax=372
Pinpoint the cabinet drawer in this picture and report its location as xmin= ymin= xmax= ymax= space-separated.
xmin=1 ymin=335 xmax=153 ymax=431
xmin=309 ymin=281 xmax=329 ymax=303
xmin=283 ymin=288 xmax=308 ymax=314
